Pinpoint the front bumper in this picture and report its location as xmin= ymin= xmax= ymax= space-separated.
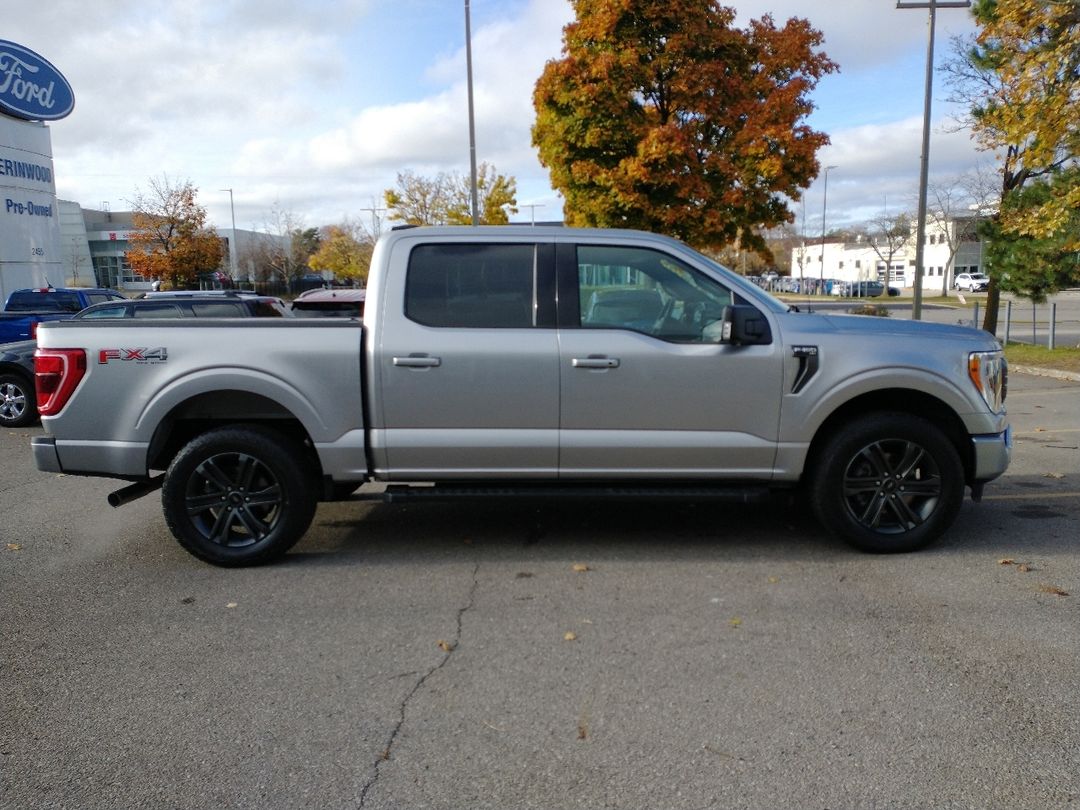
xmin=971 ymin=425 xmax=1012 ymax=482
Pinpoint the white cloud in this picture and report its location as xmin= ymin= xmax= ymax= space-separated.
xmin=11 ymin=0 xmax=994 ymax=233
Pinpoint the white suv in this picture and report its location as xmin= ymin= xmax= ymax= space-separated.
xmin=954 ymin=272 xmax=989 ymax=292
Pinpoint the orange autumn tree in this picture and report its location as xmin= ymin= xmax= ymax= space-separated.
xmin=126 ymin=176 xmax=224 ymax=289
xmin=533 ymin=0 xmax=837 ymax=253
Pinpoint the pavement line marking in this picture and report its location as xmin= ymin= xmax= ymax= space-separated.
xmin=1007 ymin=388 xmax=1080 ymax=397
xmin=983 ymin=491 xmax=1080 ymax=502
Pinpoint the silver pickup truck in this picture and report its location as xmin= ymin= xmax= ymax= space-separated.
xmin=32 ymin=226 xmax=1010 ymax=565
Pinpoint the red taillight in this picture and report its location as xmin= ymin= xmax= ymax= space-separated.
xmin=30 ymin=321 xmax=38 ymax=339
xmin=34 ymin=349 xmax=87 ymax=417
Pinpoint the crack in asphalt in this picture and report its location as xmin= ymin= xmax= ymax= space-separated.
xmin=357 ymin=562 xmax=481 ymax=808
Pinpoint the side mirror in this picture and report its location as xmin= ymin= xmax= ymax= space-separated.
xmin=714 ymin=304 xmax=772 ymax=346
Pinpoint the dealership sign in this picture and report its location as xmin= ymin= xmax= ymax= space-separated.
xmin=0 ymin=40 xmax=75 ymax=121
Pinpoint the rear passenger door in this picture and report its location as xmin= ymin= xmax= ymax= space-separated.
xmin=373 ymin=239 xmax=559 ymax=479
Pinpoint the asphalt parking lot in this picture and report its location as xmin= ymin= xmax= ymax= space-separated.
xmin=2 ymin=371 xmax=1078 ymax=809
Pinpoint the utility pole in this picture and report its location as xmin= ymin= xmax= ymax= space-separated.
xmin=221 ymin=188 xmax=239 ymax=281
xmin=897 ymin=0 xmax=971 ymax=319
xmin=359 ymin=206 xmax=388 ymax=238
xmin=519 ymin=203 xmax=545 ymax=225
xmin=464 ymin=0 xmax=480 ymax=225
xmin=819 ymin=165 xmax=837 ymax=295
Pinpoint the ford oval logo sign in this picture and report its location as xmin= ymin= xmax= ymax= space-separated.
xmin=0 ymin=40 xmax=75 ymax=122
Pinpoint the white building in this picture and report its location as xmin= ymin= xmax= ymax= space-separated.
xmin=790 ymin=215 xmax=984 ymax=292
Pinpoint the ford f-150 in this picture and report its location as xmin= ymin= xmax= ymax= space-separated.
xmin=31 ymin=227 xmax=1010 ymax=565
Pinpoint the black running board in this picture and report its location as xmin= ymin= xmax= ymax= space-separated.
xmin=375 ymin=484 xmax=771 ymax=504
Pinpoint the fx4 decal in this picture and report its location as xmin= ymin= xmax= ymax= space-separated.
xmin=99 ymin=348 xmax=168 ymax=364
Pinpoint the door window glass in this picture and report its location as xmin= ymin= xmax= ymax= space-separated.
xmin=133 ymin=304 xmax=185 ymax=318
xmin=577 ymin=245 xmax=733 ymax=342
xmin=406 ymin=244 xmax=536 ymax=328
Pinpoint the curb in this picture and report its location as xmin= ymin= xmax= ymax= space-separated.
xmin=1010 ymin=364 xmax=1080 ymax=383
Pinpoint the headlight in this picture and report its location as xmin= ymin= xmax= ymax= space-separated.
xmin=968 ymin=350 xmax=1007 ymax=412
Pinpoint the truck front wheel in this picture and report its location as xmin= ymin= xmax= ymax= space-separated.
xmin=162 ymin=425 xmax=318 ymax=566
xmin=810 ymin=413 xmax=964 ymax=553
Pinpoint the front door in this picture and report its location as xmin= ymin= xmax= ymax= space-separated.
xmin=557 ymin=243 xmax=784 ymax=480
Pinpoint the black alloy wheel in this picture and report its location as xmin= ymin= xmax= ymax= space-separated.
xmin=811 ymin=413 xmax=965 ymax=553
xmin=162 ymin=425 xmax=317 ymax=566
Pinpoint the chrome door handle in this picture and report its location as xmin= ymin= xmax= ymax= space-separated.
xmin=393 ymin=355 xmax=441 ymax=368
xmin=572 ymin=357 xmax=620 ymax=369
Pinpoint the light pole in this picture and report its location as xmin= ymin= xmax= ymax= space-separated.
xmin=819 ymin=165 xmax=837 ymax=294
xmin=897 ymin=0 xmax=970 ymax=319
xmin=464 ymin=0 xmax=480 ymax=225
xmin=221 ymin=188 xmax=239 ymax=281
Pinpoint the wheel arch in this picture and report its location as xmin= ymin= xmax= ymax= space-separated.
xmin=147 ymin=389 xmax=322 ymax=480
xmin=804 ymin=388 xmax=974 ymax=484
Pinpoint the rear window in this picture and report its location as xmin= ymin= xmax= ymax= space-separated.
xmin=292 ymin=301 xmax=363 ymax=317
xmin=248 ymin=300 xmax=289 ymax=317
xmin=405 ymin=244 xmax=536 ymax=328
xmin=4 ymin=291 xmax=83 ymax=314
xmin=84 ymin=292 xmax=122 ymax=306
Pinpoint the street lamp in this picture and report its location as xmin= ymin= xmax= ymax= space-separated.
xmin=220 ymin=188 xmax=238 ymax=281
xmin=819 ymin=165 xmax=837 ymax=294
xmin=897 ymin=0 xmax=971 ymax=319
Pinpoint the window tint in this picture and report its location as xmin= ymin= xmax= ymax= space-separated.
xmin=577 ymin=246 xmax=733 ymax=342
xmin=85 ymin=293 xmax=116 ymax=306
xmin=80 ymin=304 xmax=129 ymax=319
xmin=5 ymin=291 xmax=82 ymax=313
xmin=191 ymin=302 xmax=245 ymax=317
xmin=133 ymin=304 xmax=185 ymax=318
xmin=249 ymin=300 xmax=287 ymax=317
xmin=406 ymin=244 xmax=535 ymax=328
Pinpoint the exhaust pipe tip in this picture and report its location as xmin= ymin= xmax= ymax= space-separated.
xmin=108 ymin=475 xmax=164 ymax=508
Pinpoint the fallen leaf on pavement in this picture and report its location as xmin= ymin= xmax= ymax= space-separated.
xmin=1038 ymin=585 xmax=1069 ymax=597
xmin=1017 ymin=564 xmax=1032 ymax=573
xmin=1043 ymin=472 xmax=1065 ymax=479
xmin=226 ymin=602 xmax=238 ymax=609
xmin=729 ymin=617 xmax=742 ymax=628
xmin=6 ymin=543 xmax=22 ymax=551
xmin=571 ymin=563 xmax=590 ymax=573
xmin=437 ymin=640 xmax=455 ymax=652
xmin=564 ymin=631 xmax=577 ymax=641
xmin=998 ymin=558 xmax=1015 ymax=566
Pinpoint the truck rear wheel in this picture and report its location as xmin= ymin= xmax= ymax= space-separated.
xmin=162 ymin=425 xmax=317 ymax=566
xmin=810 ymin=413 xmax=964 ymax=553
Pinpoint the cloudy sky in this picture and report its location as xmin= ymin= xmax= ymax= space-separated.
xmin=8 ymin=0 xmax=988 ymax=237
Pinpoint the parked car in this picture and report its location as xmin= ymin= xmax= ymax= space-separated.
xmin=74 ymin=295 xmax=292 ymax=320
xmin=954 ymin=272 xmax=990 ymax=292
xmin=0 ymin=287 xmax=126 ymax=342
xmin=832 ymin=280 xmax=886 ymax=298
xmin=0 ymin=339 xmax=37 ymax=427
xmin=290 ymin=288 xmax=366 ymax=318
